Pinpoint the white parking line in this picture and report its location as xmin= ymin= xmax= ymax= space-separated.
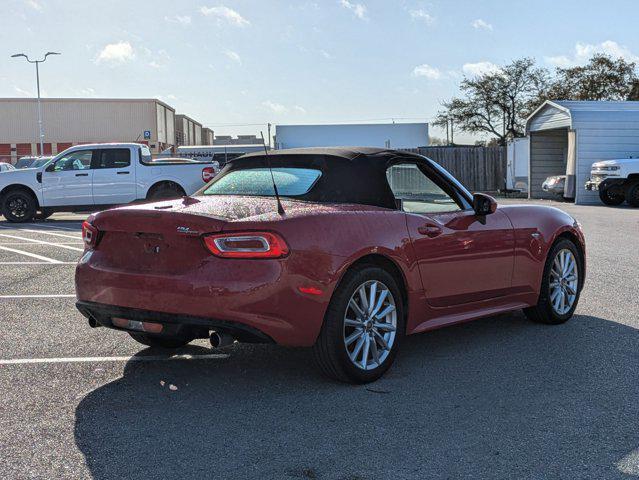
xmin=0 ymin=233 xmax=84 ymax=252
xmin=0 ymin=245 xmax=64 ymax=263
xmin=0 ymin=294 xmax=76 ymax=299
xmin=0 ymin=226 xmax=81 ymax=240
xmin=0 ymin=353 xmax=229 ymax=365
xmin=24 ymin=223 xmax=81 ymax=232
xmin=0 ymin=242 xmax=82 ymax=246
xmin=0 ymin=262 xmax=76 ymax=265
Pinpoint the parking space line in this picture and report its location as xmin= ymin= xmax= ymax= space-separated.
xmin=0 ymin=294 xmax=76 ymax=299
xmin=0 ymin=242 xmax=82 ymax=246
xmin=0 ymin=234 xmax=84 ymax=252
xmin=0 ymin=353 xmax=229 ymax=365
xmin=0 ymin=245 xmax=64 ymax=263
xmin=24 ymin=223 xmax=82 ymax=232
xmin=0 ymin=226 xmax=81 ymax=239
xmin=0 ymin=261 xmax=76 ymax=265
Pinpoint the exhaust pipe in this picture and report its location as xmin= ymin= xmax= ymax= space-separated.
xmin=210 ymin=331 xmax=234 ymax=349
xmin=88 ymin=317 xmax=101 ymax=328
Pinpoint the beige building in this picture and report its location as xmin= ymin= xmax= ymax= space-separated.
xmin=0 ymin=98 xmax=177 ymax=163
xmin=202 ymin=127 xmax=214 ymax=145
xmin=175 ymin=114 xmax=203 ymax=146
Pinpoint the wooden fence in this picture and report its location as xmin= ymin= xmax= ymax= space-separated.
xmin=402 ymin=146 xmax=507 ymax=192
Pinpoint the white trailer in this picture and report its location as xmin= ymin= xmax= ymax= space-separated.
xmin=506 ymin=137 xmax=530 ymax=191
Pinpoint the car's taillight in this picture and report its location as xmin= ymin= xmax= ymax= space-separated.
xmin=202 ymin=167 xmax=216 ymax=183
xmin=202 ymin=232 xmax=289 ymax=258
xmin=82 ymin=221 xmax=99 ymax=248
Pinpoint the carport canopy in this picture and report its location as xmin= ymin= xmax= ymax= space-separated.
xmin=525 ymin=100 xmax=639 ymax=204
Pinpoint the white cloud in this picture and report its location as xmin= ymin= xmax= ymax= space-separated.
xmin=262 ymin=100 xmax=288 ymax=114
xmin=471 ymin=18 xmax=492 ymax=31
xmin=412 ymin=64 xmax=441 ymax=80
xmin=200 ymin=5 xmax=250 ymax=27
xmin=148 ymin=49 xmax=171 ymax=69
xmin=165 ymin=15 xmax=191 ymax=25
xmin=293 ymin=105 xmax=307 ymax=114
xmin=13 ymin=85 xmax=32 ymax=96
xmin=79 ymin=87 xmax=97 ymax=97
xmin=95 ymin=41 xmax=135 ymax=65
xmin=339 ymin=0 xmax=367 ymax=20
xmin=25 ymin=0 xmax=43 ymax=11
xmin=223 ymin=50 xmax=242 ymax=64
xmin=462 ymin=61 xmax=502 ymax=76
xmin=546 ymin=40 xmax=639 ymax=67
xmin=320 ymin=50 xmax=333 ymax=59
xmin=409 ymin=9 xmax=434 ymax=24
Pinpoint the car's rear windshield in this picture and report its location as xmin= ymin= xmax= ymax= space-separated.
xmin=203 ymin=167 xmax=322 ymax=197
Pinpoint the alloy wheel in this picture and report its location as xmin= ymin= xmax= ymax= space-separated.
xmin=343 ymin=280 xmax=397 ymax=370
xmin=549 ymin=249 xmax=579 ymax=315
xmin=8 ymin=196 xmax=28 ymax=219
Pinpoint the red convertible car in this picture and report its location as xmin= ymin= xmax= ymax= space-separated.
xmin=75 ymin=147 xmax=586 ymax=383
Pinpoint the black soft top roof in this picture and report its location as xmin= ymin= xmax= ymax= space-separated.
xmin=213 ymin=147 xmax=452 ymax=209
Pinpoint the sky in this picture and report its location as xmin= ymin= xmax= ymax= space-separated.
xmin=3 ymin=0 xmax=639 ymax=143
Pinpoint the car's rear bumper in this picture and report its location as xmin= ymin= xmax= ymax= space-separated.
xmin=75 ymin=252 xmax=337 ymax=346
xmin=76 ymin=300 xmax=274 ymax=343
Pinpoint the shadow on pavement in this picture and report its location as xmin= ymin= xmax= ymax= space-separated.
xmin=74 ymin=313 xmax=639 ymax=479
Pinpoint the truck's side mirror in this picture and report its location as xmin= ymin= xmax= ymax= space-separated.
xmin=472 ymin=193 xmax=497 ymax=216
xmin=45 ymin=162 xmax=56 ymax=172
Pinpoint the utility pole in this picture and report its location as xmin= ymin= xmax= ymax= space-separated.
xmin=11 ymin=52 xmax=61 ymax=155
xmin=445 ymin=119 xmax=450 ymax=145
xmin=449 ymin=118 xmax=454 ymax=145
xmin=267 ymin=123 xmax=272 ymax=149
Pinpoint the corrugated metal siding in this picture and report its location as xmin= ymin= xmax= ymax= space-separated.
xmin=529 ymin=129 xmax=568 ymax=199
xmin=0 ymin=99 xmax=158 ymax=143
xmin=528 ymin=104 xmax=571 ymax=132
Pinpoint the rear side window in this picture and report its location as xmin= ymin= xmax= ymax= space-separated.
xmin=203 ymin=168 xmax=322 ymax=197
xmin=94 ymin=149 xmax=131 ymax=169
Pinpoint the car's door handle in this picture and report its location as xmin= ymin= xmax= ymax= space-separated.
xmin=75 ymin=173 xmax=89 ymax=177
xmin=117 ymin=171 xmax=130 ymax=175
xmin=418 ymin=224 xmax=442 ymax=237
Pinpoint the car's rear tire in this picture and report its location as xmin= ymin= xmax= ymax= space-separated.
xmin=128 ymin=332 xmax=193 ymax=349
xmin=313 ymin=265 xmax=404 ymax=384
xmin=147 ymin=182 xmax=186 ymax=201
xmin=524 ymin=238 xmax=582 ymax=325
xmin=1 ymin=189 xmax=37 ymax=223
xmin=599 ymin=185 xmax=625 ymax=206
xmin=625 ymin=181 xmax=639 ymax=207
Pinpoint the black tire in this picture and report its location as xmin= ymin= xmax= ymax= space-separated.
xmin=599 ymin=185 xmax=625 ymax=206
xmin=524 ymin=238 xmax=582 ymax=325
xmin=625 ymin=181 xmax=639 ymax=207
xmin=128 ymin=332 xmax=193 ymax=349
xmin=313 ymin=265 xmax=405 ymax=384
xmin=34 ymin=209 xmax=54 ymax=221
xmin=147 ymin=182 xmax=186 ymax=201
xmin=1 ymin=189 xmax=37 ymax=223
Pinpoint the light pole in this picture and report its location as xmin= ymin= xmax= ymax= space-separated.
xmin=11 ymin=52 xmax=61 ymax=156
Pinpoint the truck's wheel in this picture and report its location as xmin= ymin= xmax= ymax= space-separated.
xmin=147 ymin=182 xmax=186 ymax=200
xmin=1 ymin=190 xmax=37 ymax=223
xmin=599 ymin=185 xmax=625 ymax=206
xmin=625 ymin=182 xmax=639 ymax=207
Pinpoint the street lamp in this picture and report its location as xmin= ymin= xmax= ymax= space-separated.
xmin=11 ymin=52 xmax=61 ymax=156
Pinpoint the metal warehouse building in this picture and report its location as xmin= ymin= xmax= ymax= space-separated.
xmin=526 ymin=100 xmax=639 ymax=204
xmin=275 ymin=123 xmax=429 ymax=149
xmin=0 ymin=98 xmax=179 ymax=163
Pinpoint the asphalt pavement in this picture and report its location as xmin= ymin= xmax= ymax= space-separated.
xmin=0 ymin=200 xmax=638 ymax=479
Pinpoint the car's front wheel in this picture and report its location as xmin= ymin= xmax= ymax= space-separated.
xmin=524 ymin=238 xmax=582 ymax=325
xmin=1 ymin=190 xmax=37 ymax=223
xmin=313 ymin=265 xmax=404 ymax=384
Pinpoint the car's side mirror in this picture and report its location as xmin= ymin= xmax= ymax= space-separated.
xmin=472 ymin=193 xmax=497 ymax=216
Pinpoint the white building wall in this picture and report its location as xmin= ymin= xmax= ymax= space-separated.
xmin=275 ymin=123 xmax=429 ymax=149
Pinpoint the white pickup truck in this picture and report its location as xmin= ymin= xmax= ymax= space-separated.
xmin=585 ymin=158 xmax=639 ymax=207
xmin=0 ymin=143 xmax=219 ymax=222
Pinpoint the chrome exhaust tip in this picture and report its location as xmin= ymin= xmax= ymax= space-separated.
xmin=209 ymin=331 xmax=234 ymax=349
